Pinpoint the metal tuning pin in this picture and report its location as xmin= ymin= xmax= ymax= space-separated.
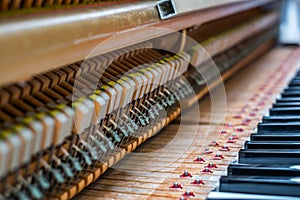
xmin=169 ymin=182 xmax=183 ymax=190
xmin=180 ymin=170 xmax=192 ymax=178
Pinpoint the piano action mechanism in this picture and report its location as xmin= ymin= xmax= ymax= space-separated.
xmin=0 ymin=0 xmax=299 ymax=199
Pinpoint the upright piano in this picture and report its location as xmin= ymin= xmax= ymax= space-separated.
xmin=0 ymin=0 xmax=299 ymax=199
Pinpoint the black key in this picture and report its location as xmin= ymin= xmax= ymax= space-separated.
xmin=219 ymin=175 xmax=300 ymax=197
xmin=273 ymin=102 xmax=300 ymax=108
xmin=269 ymin=107 xmax=300 ymax=115
xmin=258 ymin=122 xmax=300 ymax=134
xmin=228 ymin=163 xmax=300 ymax=176
xmin=251 ymin=134 xmax=300 ymax=142
xmin=285 ymin=87 xmax=300 ymax=92
xmin=276 ymin=97 xmax=300 ymax=103
xmin=244 ymin=141 xmax=300 ymax=149
xmin=282 ymin=91 xmax=300 ymax=98
xmin=262 ymin=116 xmax=300 ymax=123
xmin=207 ymin=191 xmax=299 ymax=200
xmin=289 ymin=81 xmax=300 ymax=86
xmin=239 ymin=149 xmax=300 ymax=164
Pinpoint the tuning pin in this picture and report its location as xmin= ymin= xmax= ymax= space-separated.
xmin=235 ymin=127 xmax=244 ymax=132
xmin=194 ymin=156 xmax=205 ymax=163
xmin=169 ymin=182 xmax=183 ymax=190
xmin=179 ymin=196 xmax=188 ymax=200
xmin=209 ymin=140 xmax=219 ymax=146
xmin=203 ymin=147 xmax=213 ymax=154
xmin=242 ymin=119 xmax=251 ymax=125
xmin=201 ymin=168 xmax=213 ymax=174
xmin=231 ymin=134 xmax=239 ymax=139
xmin=182 ymin=191 xmax=196 ymax=197
xmin=191 ymin=179 xmax=205 ymax=185
xmin=226 ymin=137 xmax=236 ymax=143
xmin=219 ymin=145 xmax=230 ymax=151
xmin=180 ymin=170 xmax=192 ymax=178
xmin=213 ymin=153 xmax=224 ymax=160
xmin=234 ymin=114 xmax=242 ymax=119
xmin=206 ymin=163 xmax=218 ymax=168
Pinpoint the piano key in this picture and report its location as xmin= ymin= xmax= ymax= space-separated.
xmin=219 ymin=175 xmax=300 ymax=197
xmin=277 ymin=97 xmax=300 ymax=103
xmin=262 ymin=116 xmax=300 ymax=123
xmin=281 ymin=91 xmax=300 ymax=98
xmin=251 ymin=134 xmax=300 ymax=142
xmin=257 ymin=122 xmax=300 ymax=134
xmin=269 ymin=107 xmax=300 ymax=115
xmin=207 ymin=191 xmax=300 ymax=200
xmin=239 ymin=149 xmax=300 ymax=164
xmin=272 ymin=102 xmax=300 ymax=108
xmin=244 ymin=141 xmax=300 ymax=149
xmin=228 ymin=163 xmax=300 ymax=176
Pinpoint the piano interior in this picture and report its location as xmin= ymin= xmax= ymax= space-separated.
xmin=0 ymin=0 xmax=300 ymax=199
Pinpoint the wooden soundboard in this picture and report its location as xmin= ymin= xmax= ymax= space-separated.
xmin=74 ymin=47 xmax=300 ymax=200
